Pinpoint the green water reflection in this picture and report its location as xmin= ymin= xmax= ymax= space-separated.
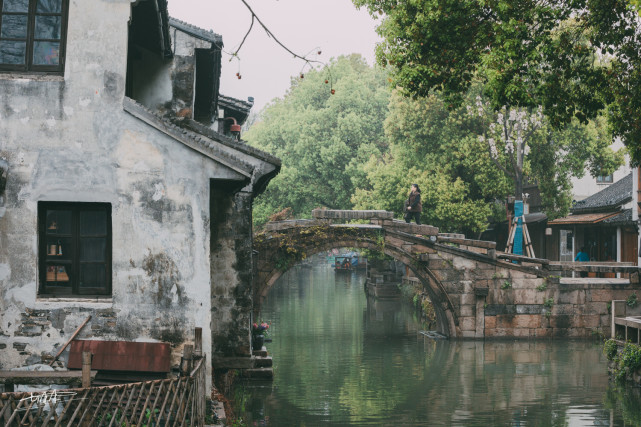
xmin=234 ymin=263 xmax=639 ymax=426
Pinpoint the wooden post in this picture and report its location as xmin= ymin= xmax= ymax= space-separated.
xmin=81 ymin=351 xmax=92 ymax=388
xmin=194 ymin=327 xmax=202 ymax=357
xmin=182 ymin=345 xmax=194 ymax=374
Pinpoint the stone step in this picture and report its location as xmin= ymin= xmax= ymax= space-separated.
xmin=252 ymin=346 xmax=268 ymax=357
xmin=242 ymin=368 xmax=274 ymax=379
xmin=254 ymin=356 xmax=272 ymax=368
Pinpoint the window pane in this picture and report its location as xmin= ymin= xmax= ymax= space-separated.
xmin=1 ymin=14 xmax=28 ymax=38
xmin=80 ymin=264 xmax=106 ymax=288
xmin=0 ymin=40 xmax=25 ymax=64
xmin=46 ymin=264 xmax=71 ymax=284
xmin=46 ymin=209 xmax=72 ymax=234
xmin=32 ymin=40 xmax=59 ymax=64
xmin=80 ymin=211 xmax=107 ymax=235
xmin=37 ymin=0 xmax=62 ymax=13
xmin=80 ymin=238 xmax=106 ymax=262
xmin=35 ymin=15 xmax=60 ymax=39
xmin=2 ymin=0 xmax=29 ymax=12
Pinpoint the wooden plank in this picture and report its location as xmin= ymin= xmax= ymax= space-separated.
xmin=0 ymin=370 xmax=97 ymax=386
xmin=496 ymin=252 xmax=549 ymax=265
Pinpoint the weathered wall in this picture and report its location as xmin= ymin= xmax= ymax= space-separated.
xmin=130 ymin=28 xmax=212 ymax=116
xmin=210 ymin=190 xmax=254 ymax=357
xmin=0 ymin=0 xmax=248 ymax=387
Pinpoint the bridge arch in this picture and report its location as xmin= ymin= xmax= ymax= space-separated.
xmin=254 ymin=221 xmax=460 ymax=336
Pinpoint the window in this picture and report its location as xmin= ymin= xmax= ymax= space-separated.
xmin=38 ymin=202 xmax=112 ymax=296
xmin=0 ymin=0 xmax=69 ymax=73
xmin=596 ymin=174 xmax=613 ymax=184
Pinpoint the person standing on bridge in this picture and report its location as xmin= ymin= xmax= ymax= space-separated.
xmin=404 ymin=184 xmax=422 ymax=225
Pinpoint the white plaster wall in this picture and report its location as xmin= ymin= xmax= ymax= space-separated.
xmin=570 ymin=139 xmax=631 ymax=201
xmin=0 ymin=0 xmax=237 ymax=389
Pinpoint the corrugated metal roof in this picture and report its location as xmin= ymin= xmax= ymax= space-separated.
xmin=548 ymin=211 xmax=621 ymax=225
xmin=68 ymin=340 xmax=171 ymax=373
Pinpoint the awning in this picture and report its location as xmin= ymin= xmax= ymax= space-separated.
xmin=548 ymin=211 xmax=621 ymax=225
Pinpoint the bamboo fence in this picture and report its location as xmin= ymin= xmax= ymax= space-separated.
xmin=0 ymin=356 xmax=207 ymax=427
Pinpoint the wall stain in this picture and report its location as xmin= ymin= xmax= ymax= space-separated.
xmin=142 ymin=251 xmax=187 ymax=309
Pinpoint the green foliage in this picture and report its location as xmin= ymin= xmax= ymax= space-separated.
xmin=604 ymin=338 xmax=619 ymax=361
xmin=536 ymin=282 xmax=547 ymax=292
xmin=353 ymin=0 xmax=641 ymax=164
xmin=245 ymin=55 xmax=390 ymax=228
xmin=544 ymin=298 xmax=554 ymax=308
xmin=604 ymin=385 xmax=641 ymax=425
xmin=611 ymin=342 xmax=641 ymax=382
xmin=351 ymin=83 xmax=620 ymax=235
xmin=626 ymin=293 xmax=638 ymax=308
xmin=501 ymin=281 xmax=512 ymax=290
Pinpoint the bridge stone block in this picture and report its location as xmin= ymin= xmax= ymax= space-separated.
xmin=460 ymin=293 xmax=476 ymax=306
xmin=533 ymin=328 xmax=553 ymax=337
xmin=388 ymin=221 xmax=439 ymax=236
xmin=311 ymin=209 xmax=393 ymax=220
xmin=496 ymin=314 xmax=541 ymax=329
xmin=452 ymin=257 xmax=476 ymax=271
xmin=484 ymin=304 xmax=516 ymax=316
xmin=409 ymin=244 xmax=436 ymax=254
xmin=516 ymin=304 xmax=542 ymax=315
xmin=555 ymin=290 xmax=585 ymax=305
xmin=514 ymin=289 xmax=541 ymax=305
xmin=459 ymin=316 xmax=476 ymax=331
xmin=510 ymin=278 xmax=544 ymax=290
xmin=264 ymin=219 xmax=319 ymax=231
xmin=460 ymin=304 xmax=476 ymax=317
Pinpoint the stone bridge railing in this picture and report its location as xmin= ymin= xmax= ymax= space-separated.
xmin=254 ymin=209 xmax=641 ymax=339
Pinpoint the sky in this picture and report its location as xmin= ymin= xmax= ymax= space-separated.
xmin=168 ymin=0 xmax=382 ymax=112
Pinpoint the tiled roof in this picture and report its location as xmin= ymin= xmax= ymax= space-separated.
xmin=218 ymin=94 xmax=254 ymax=116
xmin=601 ymin=209 xmax=633 ymax=225
xmin=168 ymin=17 xmax=223 ymax=45
xmin=571 ymin=173 xmax=632 ymax=213
xmin=123 ymin=97 xmax=254 ymax=178
xmin=182 ymin=119 xmax=281 ymax=167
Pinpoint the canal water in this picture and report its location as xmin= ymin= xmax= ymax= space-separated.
xmin=234 ymin=262 xmax=641 ymax=426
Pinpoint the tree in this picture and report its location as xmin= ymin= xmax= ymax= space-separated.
xmin=353 ymin=85 xmax=623 ymax=235
xmin=244 ymin=54 xmax=390 ymax=227
xmin=353 ymin=0 xmax=641 ymax=163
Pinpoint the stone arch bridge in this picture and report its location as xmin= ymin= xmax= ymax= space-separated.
xmin=254 ymin=210 xmax=640 ymax=339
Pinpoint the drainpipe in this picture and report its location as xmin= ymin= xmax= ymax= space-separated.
xmin=634 ymin=167 xmax=641 ymax=267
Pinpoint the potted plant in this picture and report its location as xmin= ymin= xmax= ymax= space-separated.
xmin=252 ymin=321 xmax=270 ymax=350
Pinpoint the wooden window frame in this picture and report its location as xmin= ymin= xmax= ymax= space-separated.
xmin=0 ymin=0 xmax=70 ymax=74
xmin=38 ymin=201 xmax=112 ymax=297
xmin=596 ymin=174 xmax=613 ymax=184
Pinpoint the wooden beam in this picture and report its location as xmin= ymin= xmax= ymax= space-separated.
xmin=49 ymin=315 xmax=92 ymax=366
xmin=0 ymin=370 xmax=97 ymax=386
xmin=497 ymin=252 xmax=550 ymax=265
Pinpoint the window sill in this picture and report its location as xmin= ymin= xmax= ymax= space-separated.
xmin=0 ymin=73 xmax=64 ymax=82
xmin=34 ymin=297 xmax=113 ymax=308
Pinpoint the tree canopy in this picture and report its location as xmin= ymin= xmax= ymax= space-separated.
xmin=352 ymin=85 xmax=623 ymax=234
xmin=353 ymin=0 xmax=641 ymax=162
xmin=244 ymin=54 xmax=390 ymax=227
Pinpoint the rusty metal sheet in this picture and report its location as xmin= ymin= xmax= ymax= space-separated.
xmin=68 ymin=340 xmax=171 ymax=372
xmin=548 ymin=211 xmax=620 ymax=225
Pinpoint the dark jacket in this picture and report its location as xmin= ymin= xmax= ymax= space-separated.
xmin=407 ymin=191 xmax=422 ymax=213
